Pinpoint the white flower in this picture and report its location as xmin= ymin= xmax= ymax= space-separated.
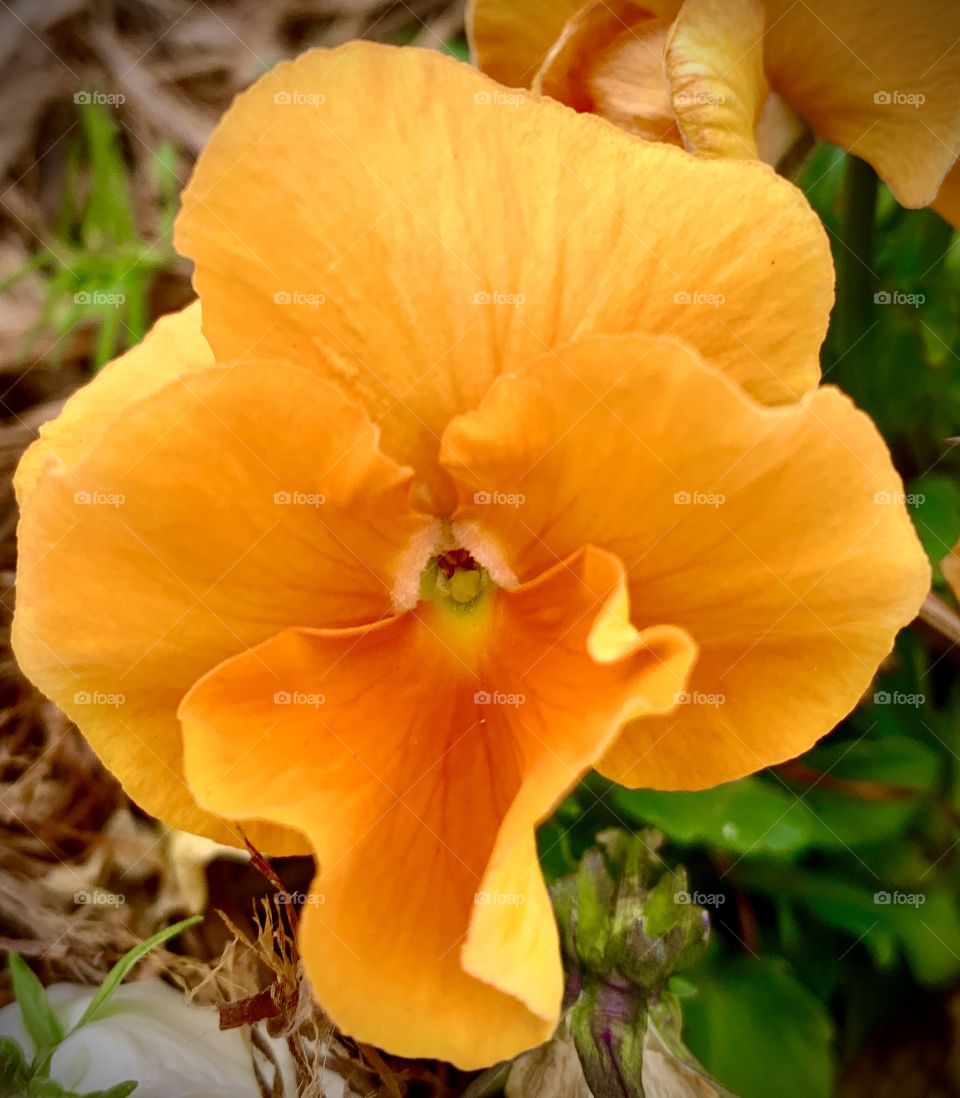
xmin=0 ymin=977 xmax=299 ymax=1097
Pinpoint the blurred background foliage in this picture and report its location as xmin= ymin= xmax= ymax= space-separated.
xmin=1 ymin=3 xmax=960 ymax=1097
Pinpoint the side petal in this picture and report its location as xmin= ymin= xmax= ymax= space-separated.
xmin=175 ymin=43 xmax=833 ymax=509
xmin=666 ymin=0 xmax=768 ymax=158
xmin=16 ymin=302 xmax=211 ymax=506
xmin=441 ymin=332 xmax=930 ymax=790
xmin=14 ymin=361 xmax=433 ymax=848
xmin=763 ymin=0 xmax=960 ymax=208
xmin=179 ymin=548 xmax=694 ymax=1067
xmin=467 ymin=0 xmax=586 ymax=87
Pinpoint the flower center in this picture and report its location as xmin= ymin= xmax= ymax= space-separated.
xmin=420 ymin=548 xmax=491 ymax=609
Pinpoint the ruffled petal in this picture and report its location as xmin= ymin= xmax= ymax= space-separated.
xmin=441 ymin=332 xmax=930 ymax=789
xmin=14 ymin=359 xmax=433 ymax=848
xmin=763 ymin=0 xmax=960 ymax=207
xmin=175 ymin=42 xmax=833 ymax=510
xmin=179 ymin=547 xmax=694 ymax=1066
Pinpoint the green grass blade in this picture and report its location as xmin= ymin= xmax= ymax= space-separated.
xmin=71 ymin=916 xmax=201 ymax=1033
xmin=6 ymin=954 xmax=63 ymax=1055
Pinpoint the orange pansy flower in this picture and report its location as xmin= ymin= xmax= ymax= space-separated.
xmin=469 ymin=0 xmax=960 ymax=222
xmin=13 ymin=44 xmax=928 ymax=1067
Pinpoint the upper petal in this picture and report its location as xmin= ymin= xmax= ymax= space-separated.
xmin=14 ymin=355 xmax=433 ymax=848
xmin=441 ymin=332 xmax=930 ymax=789
xmin=763 ymin=0 xmax=960 ymax=207
xmin=175 ymin=43 xmax=833 ymax=509
xmin=179 ymin=547 xmax=694 ymax=1067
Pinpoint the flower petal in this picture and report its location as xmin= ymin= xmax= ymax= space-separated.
xmin=15 ymin=302 xmax=211 ymax=505
xmin=175 ymin=43 xmax=833 ymax=509
xmin=763 ymin=0 xmax=960 ymax=207
xmin=467 ymin=0 xmax=586 ymax=87
xmin=179 ymin=547 xmax=694 ymax=1066
xmin=666 ymin=0 xmax=768 ymax=158
xmin=535 ymin=2 xmax=683 ymax=144
xmin=441 ymin=332 xmax=930 ymax=789
xmin=14 ymin=360 xmax=433 ymax=849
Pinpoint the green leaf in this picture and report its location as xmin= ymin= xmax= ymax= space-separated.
xmin=24 ymin=1076 xmax=137 ymax=1098
xmin=615 ymin=777 xmax=810 ymax=856
xmin=71 ymin=916 xmax=201 ymax=1033
xmin=791 ymin=736 xmax=940 ymax=849
xmin=83 ymin=1084 xmax=138 ymax=1098
xmin=7 ymin=954 xmax=63 ymax=1057
xmin=683 ymin=956 xmax=834 ymax=1098
xmin=0 ymin=1037 xmax=29 ymax=1097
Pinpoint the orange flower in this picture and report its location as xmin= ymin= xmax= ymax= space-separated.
xmin=13 ymin=44 xmax=928 ymax=1067
xmin=469 ymin=0 xmax=960 ymax=222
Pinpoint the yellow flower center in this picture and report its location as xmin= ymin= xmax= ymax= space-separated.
xmin=420 ymin=548 xmax=492 ymax=609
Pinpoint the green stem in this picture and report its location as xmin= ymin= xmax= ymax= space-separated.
xmin=836 ymin=155 xmax=879 ymax=402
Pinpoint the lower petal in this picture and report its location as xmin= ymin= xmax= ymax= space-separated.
xmin=179 ymin=547 xmax=694 ymax=1066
